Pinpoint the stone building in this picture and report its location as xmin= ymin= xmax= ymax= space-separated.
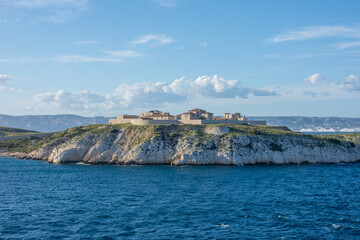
xmin=109 ymin=114 xmax=139 ymax=124
xmin=140 ymin=110 xmax=175 ymax=120
xmin=177 ymin=108 xmax=213 ymax=121
xmin=109 ymin=108 xmax=264 ymax=126
xmin=109 ymin=110 xmax=177 ymax=125
xmin=223 ymin=113 xmax=247 ymax=121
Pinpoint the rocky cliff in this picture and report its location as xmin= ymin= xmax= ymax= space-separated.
xmin=1 ymin=124 xmax=360 ymax=165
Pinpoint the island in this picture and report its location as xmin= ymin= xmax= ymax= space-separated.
xmin=1 ymin=122 xmax=359 ymax=165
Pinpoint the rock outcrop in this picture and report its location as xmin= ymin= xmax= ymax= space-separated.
xmin=2 ymin=124 xmax=360 ymax=165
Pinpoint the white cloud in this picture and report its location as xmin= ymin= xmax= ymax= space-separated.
xmin=104 ymin=50 xmax=143 ymax=58
xmin=335 ymin=41 xmax=360 ymax=49
xmin=56 ymin=50 xmax=143 ymax=63
xmin=6 ymin=0 xmax=88 ymax=9
xmin=0 ymin=74 xmax=13 ymax=84
xmin=152 ymin=0 xmax=176 ymax=7
xmin=253 ymin=87 xmax=277 ymax=97
xmin=32 ymin=74 xmax=278 ymax=114
xmin=11 ymin=73 xmax=360 ymax=116
xmin=339 ymin=75 xmax=360 ymax=91
xmin=1 ymin=51 xmax=144 ymax=63
xmin=41 ymin=9 xmax=78 ymax=23
xmin=35 ymin=90 xmax=107 ymax=111
xmin=304 ymin=73 xmax=324 ymax=85
xmin=56 ymin=55 xmax=123 ymax=63
xmin=34 ymin=78 xmax=188 ymax=111
xmin=264 ymin=76 xmax=360 ymax=102
xmin=163 ymin=77 xmax=187 ymax=95
xmin=132 ymin=34 xmax=174 ymax=45
xmin=0 ymin=0 xmax=88 ymax=23
xmin=272 ymin=25 xmax=360 ymax=43
xmin=110 ymin=79 xmax=187 ymax=108
xmin=190 ymin=75 xmax=266 ymax=98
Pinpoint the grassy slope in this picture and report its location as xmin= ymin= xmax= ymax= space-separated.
xmin=0 ymin=126 xmax=37 ymax=137
xmin=0 ymin=123 xmax=359 ymax=154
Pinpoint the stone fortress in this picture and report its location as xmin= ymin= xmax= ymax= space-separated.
xmin=109 ymin=108 xmax=266 ymax=126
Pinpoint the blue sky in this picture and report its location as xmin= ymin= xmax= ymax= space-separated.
xmin=1 ymin=0 xmax=360 ymax=117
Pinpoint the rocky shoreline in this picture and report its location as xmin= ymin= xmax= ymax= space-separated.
xmin=1 ymin=124 xmax=359 ymax=165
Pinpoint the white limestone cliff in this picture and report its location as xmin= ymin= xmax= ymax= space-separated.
xmin=3 ymin=125 xmax=360 ymax=165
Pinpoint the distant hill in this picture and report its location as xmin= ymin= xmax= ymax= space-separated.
xmin=1 ymin=114 xmax=360 ymax=133
xmin=248 ymin=116 xmax=360 ymax=132
xmin=0 ymin=114 xmax=110 ymax=132
xmin=0 ymin=126 xmax=37 ymax=137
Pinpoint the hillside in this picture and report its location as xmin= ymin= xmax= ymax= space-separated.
xmin=1 ymin=124 xmax=359 ymax=165
xmin=1 ymin=114 xmax=360 ymax=133
xmin=0 ymin=126 xmax=37 ymax=137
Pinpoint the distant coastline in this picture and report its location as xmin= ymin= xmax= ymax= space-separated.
xmin=1 ymin=114 xmax=360 ymax=132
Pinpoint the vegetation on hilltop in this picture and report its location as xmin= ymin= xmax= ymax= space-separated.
xmin=0 ymin=123 xmax=359 ymax=154
xmin=2 ymin=114 xmax=360 ymax=133
xmin=0 ymin=126 xmax=37 ymax=137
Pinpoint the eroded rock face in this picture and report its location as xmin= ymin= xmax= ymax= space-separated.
xmin=4 ymin=126 xmax=360 ymax=165
xmin=205 ymin=126 xmax=229 ymax=136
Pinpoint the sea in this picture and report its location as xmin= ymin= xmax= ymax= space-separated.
xmin=1 ymin=156 xmax=360 ymax=239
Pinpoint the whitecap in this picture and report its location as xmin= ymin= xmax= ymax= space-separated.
xmin=76 ymin=162 xmax=90 ymax=165
xmin=219 ymin=223 xmax=229 ymax=228
xmin=332 ymin=224 xmax=340 ymax=229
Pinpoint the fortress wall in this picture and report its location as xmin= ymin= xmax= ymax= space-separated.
xmin=109 ymin=119 xmax=133 ymax=124
xmin=180 ymin=119 xmax=267 ymax=125
xmin=109 ymin=118 xmax=266 ymax=125
xmin=179 ymin=119 xmax=203 ymax=125
xmin=131 ymin=119 xmax=180 ymax=125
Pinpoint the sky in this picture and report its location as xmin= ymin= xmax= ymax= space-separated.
xmin=1 ymin=0 xmax=360 ymax=117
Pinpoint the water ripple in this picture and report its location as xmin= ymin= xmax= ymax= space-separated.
xmin=1 ymin=157 xmax=360 ymax=239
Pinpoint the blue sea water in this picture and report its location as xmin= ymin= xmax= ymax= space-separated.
xmin=1 ymin=157 xmax=360 ymax=239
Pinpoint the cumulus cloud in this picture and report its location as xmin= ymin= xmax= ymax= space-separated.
xmin=339 ymin=75 xmax=360 ymax=91
xmin=0 ymin=74 xmax=13 ymax=84
xmin=35 ymin=90 xmax=107 ymax=110
xmin=34 ymin=78 xmax=189 ymax=111
xmin=304 ymin=73 xmax=324 ymax=85
xmin=190 ymin=75 xmax=251 ymax=98
xmin=189 ymin=75 xmax=277 ymax=98
xmin=132 ymin=34 xmax=174 ymax=45
xmin=109 ymin=79 xmax=188 ymax=108
xmin=271 ymin=25 xmax=360 ymax=43
xmin=24 ymin=73 xmax=360 ymax=115
xmin=33 ymin=75 xmax=277 ymax=113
